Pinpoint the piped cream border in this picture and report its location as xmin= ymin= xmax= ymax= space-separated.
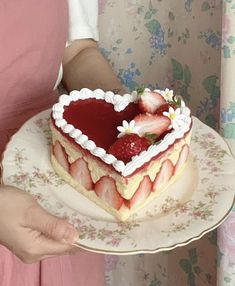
xmin=52 ymin=88 xmax=192 ymax=176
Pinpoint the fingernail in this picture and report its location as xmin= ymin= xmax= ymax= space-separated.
xmin=63 ymin=226 xmax=79 ymax=244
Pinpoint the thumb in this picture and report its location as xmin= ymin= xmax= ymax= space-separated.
xmin=25 ymin=204 xmax=79 ymax=244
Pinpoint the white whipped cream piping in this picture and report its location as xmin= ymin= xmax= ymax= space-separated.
xmin=52 ymin=88 xmax=192 ymax=177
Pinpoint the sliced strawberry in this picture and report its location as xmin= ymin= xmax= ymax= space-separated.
xmin=94 ymin=176 xmax=123 ymax=210
xmin=139 ymin=90 xmax=166 ymax=114
xmin=157 ymin=129 xmax=173 ymax=141
xmin=174 ymin=144 xmax=190 ymax=174
xmin=70 ymin=158 xmax=93 ymax=190
xmin=108 ymin=134 xmax=151 ymax=163
xmin=125 ymin=175 xmax=152 ymax=209
xmin=134 ymin=114 xmax=171 ymax=137
xmin=153 ymin=159 xmax=174 ymax=191
xmin=53 ymin=141 xmax=69 ymax=172
xmin=155 ymin=103 xmax=177 ymax=116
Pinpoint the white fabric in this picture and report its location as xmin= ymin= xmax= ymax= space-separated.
xmin=53 ymin=0 xmax=99 ymax=90
xmin=68 ymin=0 xmax=99 ymax=42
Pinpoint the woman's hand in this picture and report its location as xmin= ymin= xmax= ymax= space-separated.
xmin=0 ymin=185 xmax=79 ymax=263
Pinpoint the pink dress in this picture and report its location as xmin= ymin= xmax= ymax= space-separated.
xmin=0 ymin=1 xmax=104 ymax=285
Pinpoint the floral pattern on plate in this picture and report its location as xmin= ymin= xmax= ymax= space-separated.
xmin=2 ymin=109 xmax=235 ymax=255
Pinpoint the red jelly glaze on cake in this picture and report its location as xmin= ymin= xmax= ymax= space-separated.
xmin=63 ymin=98 xmax=141 ymax=150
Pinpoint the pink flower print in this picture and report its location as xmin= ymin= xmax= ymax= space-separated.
xmin=208 ymin=0 xmax=220 ymax=8
xmin=217 ymin=212 xmax=235 ymax=268
xmin=163 ymin=69 xmax=174 ymax=89
xmin=222 ymin=14 xmax=231 ymax=44
xmin=126 ymin=0 xmax=140 ymax=16
xmin=105 ymin=255 xmax=119 ymax=272
xmin=207 ymin=132 xmax=216 ymax=139
xmin=214 ymin=0 xmax=221 ymax=7
xmin=98 ymin=0 xmax=107 ymax=15
xmin=200 ymin=51 xmax=211 ymax=65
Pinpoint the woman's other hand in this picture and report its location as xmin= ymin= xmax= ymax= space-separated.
xmin=0 ymin=186 xmax=79 ymax=263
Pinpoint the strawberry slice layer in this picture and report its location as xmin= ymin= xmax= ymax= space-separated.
xmin=94 ymin=176 xmax=123 ymax=210
xmin=53 ymin=141 xmax=70 ymax=172
xmin=153 ymin=159 xmax=174 ymax=191
xmin=134 ymin=114 xmax=171 ymax=137
xmin=174 ymin=144 xmax=190 ymax=174
xmin=125 ymin=175 xmax=152 ymax=209
xmin=139 ymin=90 xmax=166 ymax=114
xmin=70 ymin=158 xmax=93 ymax=190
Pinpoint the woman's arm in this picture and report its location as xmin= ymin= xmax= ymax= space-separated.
xmin=62 ymin=39 xmax=126 ymax=94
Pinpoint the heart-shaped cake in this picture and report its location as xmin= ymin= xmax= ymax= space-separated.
xmin=50 ymin=88 xmax=192 ymax=221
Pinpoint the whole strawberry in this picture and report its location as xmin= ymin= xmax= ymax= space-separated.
xmin=108 ymin=134 xmax=151 ymax=163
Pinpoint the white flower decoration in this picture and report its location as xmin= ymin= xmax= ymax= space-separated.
xmin=117 ymin=120 xmax=140 ymax=138
xmin=163 ymin=107 xmax=187 ymax=130
xmin=161 ymin=88 xmax=174 ymax=101
xmin=181 ymin=106 xmax=191 ymax=116
xmin=181 ymin=99 xmax=186 ymax=108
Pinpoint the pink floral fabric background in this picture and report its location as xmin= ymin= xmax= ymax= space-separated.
xmin=97 ymin=0 xmax=235 ymax=285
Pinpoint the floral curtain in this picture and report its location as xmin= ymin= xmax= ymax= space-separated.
xmin=217 ymin=0 xmax=235 ymax=285
xmin=98 ymin=0 xmax=234 ymax=285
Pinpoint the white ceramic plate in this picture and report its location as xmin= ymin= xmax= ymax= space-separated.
xmin=2 ymin=110 xmax=235 ymax=255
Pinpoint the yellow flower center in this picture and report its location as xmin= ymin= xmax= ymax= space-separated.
xmin=170 ymin=113 xmax=176 ymax=120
